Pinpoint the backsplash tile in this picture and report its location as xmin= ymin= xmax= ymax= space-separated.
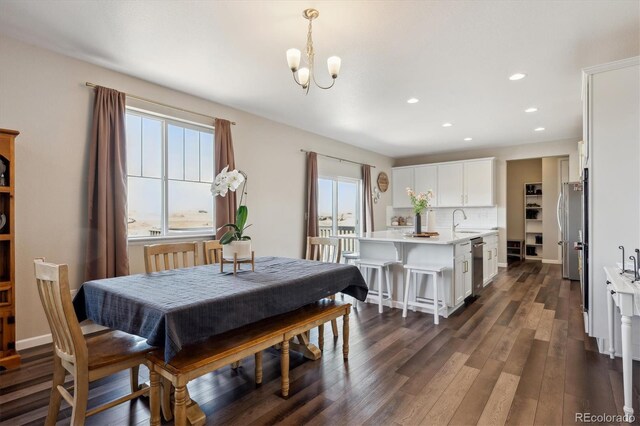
xmin=388 ymin=206 xmax=498 ymax=229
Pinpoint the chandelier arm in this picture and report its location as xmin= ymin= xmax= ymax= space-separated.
xmin=292 ymin=72 xmax=303 ymax=87
xmin=311 ymin=74 xmax=336 ymax=90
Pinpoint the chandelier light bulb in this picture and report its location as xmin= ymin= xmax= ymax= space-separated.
xmin=327 ymin=56 xmax=341 ymax=78
xmin=297 ymin=67 xmax=310 ymax=87
xmin=286 ymin=48 xmax=301 ymax=72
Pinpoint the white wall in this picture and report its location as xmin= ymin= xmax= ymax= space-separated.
xmin=395 ymin=139 xmax=580 ymax=265
xmin=0 ymin=35 xmax=394 ymax=342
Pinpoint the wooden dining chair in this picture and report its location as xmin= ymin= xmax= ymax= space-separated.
xmin=306 ymin=237 xmax=342 ymax=339
xmin=203 ymin=240 xmax=223 ymax=265
xmin=34 ymin=259 xmax=154 ymax=426
xmin=143 ymin=242 xmax=199 ymax=273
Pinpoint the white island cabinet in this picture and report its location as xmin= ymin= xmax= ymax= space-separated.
xmin=357 ymin=229 xmax=498 ymax=316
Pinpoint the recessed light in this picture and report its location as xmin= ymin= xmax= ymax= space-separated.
xmin=464 ymin=137 xmax=473 ymax=141
xmin=407 ymin=98 xmax=419 ymax=104
xmin=534 ymin=127 xmax=545 ymax=131
xmin=509 ymin=73 xmax=527 ymax=81
xmin=525 ymin=107 xmax=538 ymax=113
xmin=442 ymin=122 xmax=453 ymax=127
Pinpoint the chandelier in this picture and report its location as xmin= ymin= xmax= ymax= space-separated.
xmin=286 ymin=9 xmax=341 ymax=94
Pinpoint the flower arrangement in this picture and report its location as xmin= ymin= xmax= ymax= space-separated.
xmin=406 ymin=187 xmax=434 ymax=215
xmin=211 ymin=166 xmax=251 ymax=245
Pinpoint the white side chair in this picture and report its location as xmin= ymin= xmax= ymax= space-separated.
xmin=402 ymin=264 xmax=447 ymax=324
xmin=356 ymin=259 xmax=397 ymax=313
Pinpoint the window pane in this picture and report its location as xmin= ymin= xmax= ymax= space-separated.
xmin=337 ymin=181 xmax=358 ymax=236
xmin=184 ymin=129 xmax=199 ymax=181
xmin=126 ymin=114 xmax=142 ymax=176
xmin=200 ymin=132 xmax=214 ymax=183
xmin=168 ymin=181 xmax=214 ymax=231
xmin=318 ymin=178 xmax=333 ymax=237
xmin=167 ymin=124 xmax=184 ymax=180
xmin=142 ymin=117 xmax=162 ymax=178
xmin=127 ymin=177 xmax=162 ymax=237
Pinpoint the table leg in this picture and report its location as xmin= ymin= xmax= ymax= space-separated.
xmin=607 ymin=287 xmax=615 ymax=359
xmin=290 ymin=332 xmax=322 ymax=360
xmin=343 ymin=312 xmax=350 ymax=361
xmin=621 ymin=315 xmax=634 ymax=417
xmin=255 ymin=352 xmax=263 ymax=384
xmin=161 ymin=378 xmax=173 ymax=421
xmin=174 ymin=385 xmax=188 ymax=426
xmin=149 ymin=370 xmax=161 ymax=426
xmin=281 ymin=339 xmax=290 ymax=398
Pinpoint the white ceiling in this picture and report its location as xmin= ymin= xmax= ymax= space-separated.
xmin=0 ymin=1 xmax=638 ymax=158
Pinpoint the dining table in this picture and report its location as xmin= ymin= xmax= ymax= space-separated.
xmin=73 ymin=256 xmax=368 ymax=363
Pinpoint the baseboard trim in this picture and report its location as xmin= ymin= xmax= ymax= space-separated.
xmin=498 ymin=262 xmax=508 ymax=268
xmin=16 ymin=323 xmax=108 ymax=351
xmin=542 ymin=259 xmax=562 ymax=264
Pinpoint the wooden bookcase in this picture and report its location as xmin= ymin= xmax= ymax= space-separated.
xmin=0 ymin=129 xmax=19 ymax=370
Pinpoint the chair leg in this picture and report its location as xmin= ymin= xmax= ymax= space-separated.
xmin=377 ymin=267 xmax=383 ymax=313
xmin=412 ymin=273 xmax=418 ymax=312
xmin=70 ymin=374 xmax=88 ymax=426
xmin=130 ymin=365 xmax=140 ymax=392
xmin=385 ymin=266 xmax=393 ymax=300
xmin=403 ymin=270 xmax=411 ymax=318
xmin=45 ymin=356 xmax=65 ymax=426
xmin=150 ymin=369 xmax=161 ymax=426
xmin=433 ymin=273 xmax=439 ymax=325
xmin=281 ymin=339 xmax=290 ymax=398
xmin=343 ymin=312 xmax=350 ymax=361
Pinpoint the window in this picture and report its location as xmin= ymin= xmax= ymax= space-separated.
xmin=318 ymin=177 xmax=361 ymax=252
xmin=126 ymin=109 xmax=215 ymax=238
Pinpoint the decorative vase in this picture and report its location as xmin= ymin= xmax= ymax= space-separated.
xmin=414 ymin=212 xmax=422 ymax=235
xmin=427 ymin=209 xmax=436 ymax=232
xmin=222 ymin=240 xmax=252 ymax=260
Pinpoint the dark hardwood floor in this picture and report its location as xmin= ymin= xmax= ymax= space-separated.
xmin=1 ymin=262 xmax=639 ymax=425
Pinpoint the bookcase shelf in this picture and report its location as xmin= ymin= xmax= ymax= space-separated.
xmin=524 ymin=182 xmax=543 ymax=260
xmin=0 ymin=129 xmax=19 ymax=371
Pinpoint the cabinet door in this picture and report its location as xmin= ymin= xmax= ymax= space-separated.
xmin=392 ymin=168 xmax=414 ymax=208
xmin=464 ymin=159 xmax=494 ymax=206
xmin=414 ymin=165 xmax=438 ymax=207
xmin=464 ymin=253 xmax=473 ymax=297
xmin=437 ymin=163 xmax=464 ymax=207
xmin=454 ymin=255 xmax=465 ymax=305
xmin=492 ymin=245 xmax=499 ymax=277
xmin=483 ymin=246 xmax=491 ymax=284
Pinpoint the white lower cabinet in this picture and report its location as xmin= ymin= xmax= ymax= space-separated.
xmin=454 ymin=250 xmax=472 ymax=305
xmin=483 ymin=235 xmax=499 ymax=286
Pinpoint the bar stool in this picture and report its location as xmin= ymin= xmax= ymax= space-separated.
xmin=343 ymin=252 xmax=360 ymax=265
xmin=356 ymin=259 xmax=397 ymax=313
xmin=402 ymin=264 xmax=447 ymax=324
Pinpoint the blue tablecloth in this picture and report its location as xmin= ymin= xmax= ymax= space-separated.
xmin=73 ymin=256 xmax=368 ymax=362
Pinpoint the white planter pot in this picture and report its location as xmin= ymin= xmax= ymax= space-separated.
xmin=222 ymin=240 xmax=252 ymax=260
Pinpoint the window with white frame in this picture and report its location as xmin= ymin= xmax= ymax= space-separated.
xmin=318 ymin=177 xmax=361 ymax=252
xmin=125 ymin=108 xmax=215 ymax=238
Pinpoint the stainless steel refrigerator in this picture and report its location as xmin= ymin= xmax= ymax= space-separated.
xmin=557 ymin=182 xmax=583 ymax=280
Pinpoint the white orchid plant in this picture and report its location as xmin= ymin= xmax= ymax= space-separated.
xmin=406 ymin=187 xmax=434 ymax=215
xmin=211 ymin=166 xmax=251 ymax=245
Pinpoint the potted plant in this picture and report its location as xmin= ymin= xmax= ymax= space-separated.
xmin=211 ymin=166 xmax=252 ymax=260
xmin=406 ymin=187 xmax=434 ymax=234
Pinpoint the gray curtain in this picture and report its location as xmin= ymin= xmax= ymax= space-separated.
xmin=305 ymin=152 xmax=319 ymax=242
xmin=362 ymin=165 xmax=375 ymax=232
xmin=85 ymin=86 xmax=129 ymax=281
xmin=215 ymin=118 xmax=237 ymax=238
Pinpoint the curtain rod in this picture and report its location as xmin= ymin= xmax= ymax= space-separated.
xmin=300 ymin=149 xmax=376 ymax=168
xmin=85 ymin=82 xmax=236 ymax=125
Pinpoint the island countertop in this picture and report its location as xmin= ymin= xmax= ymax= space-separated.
xmin=358 ymin=229 xmax=498 ymax=245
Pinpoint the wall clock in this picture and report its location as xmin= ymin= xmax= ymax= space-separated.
xmin=377 ymin=172 xmax=389 ymax=193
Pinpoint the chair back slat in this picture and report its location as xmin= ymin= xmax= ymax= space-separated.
xmin=305 ymin=237 xmax=342 ymax=264
xmin=144 ymin=242 xmax=199 ymax=273
xmin=33 ymin=259 xmax=87 ymax=364
xmin=203 ymin=240 xmax=223 ymax=265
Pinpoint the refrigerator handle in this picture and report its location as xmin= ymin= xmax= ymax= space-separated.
xmin=556 ymin=191 xmax=563 ymax=235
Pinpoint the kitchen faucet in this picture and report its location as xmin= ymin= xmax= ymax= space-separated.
xmin=452 ymin=208 xmax=468 ymax=234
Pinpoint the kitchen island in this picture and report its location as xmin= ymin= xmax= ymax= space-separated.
xmin=357 ymin=229 xmax=499 ymax=316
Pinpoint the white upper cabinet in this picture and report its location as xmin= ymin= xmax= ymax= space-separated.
xmin=464 ymin=159 xmax=495 ymax=206
xmin=392 ymin=167 xmax=414 ymax=208
xmin=414 ymin=165 xmax=438 ymax=207
xmin=437 ymin=163 xmax=465 ymax=207
xmin=392 ymin=157 xmax=495 ymax=208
